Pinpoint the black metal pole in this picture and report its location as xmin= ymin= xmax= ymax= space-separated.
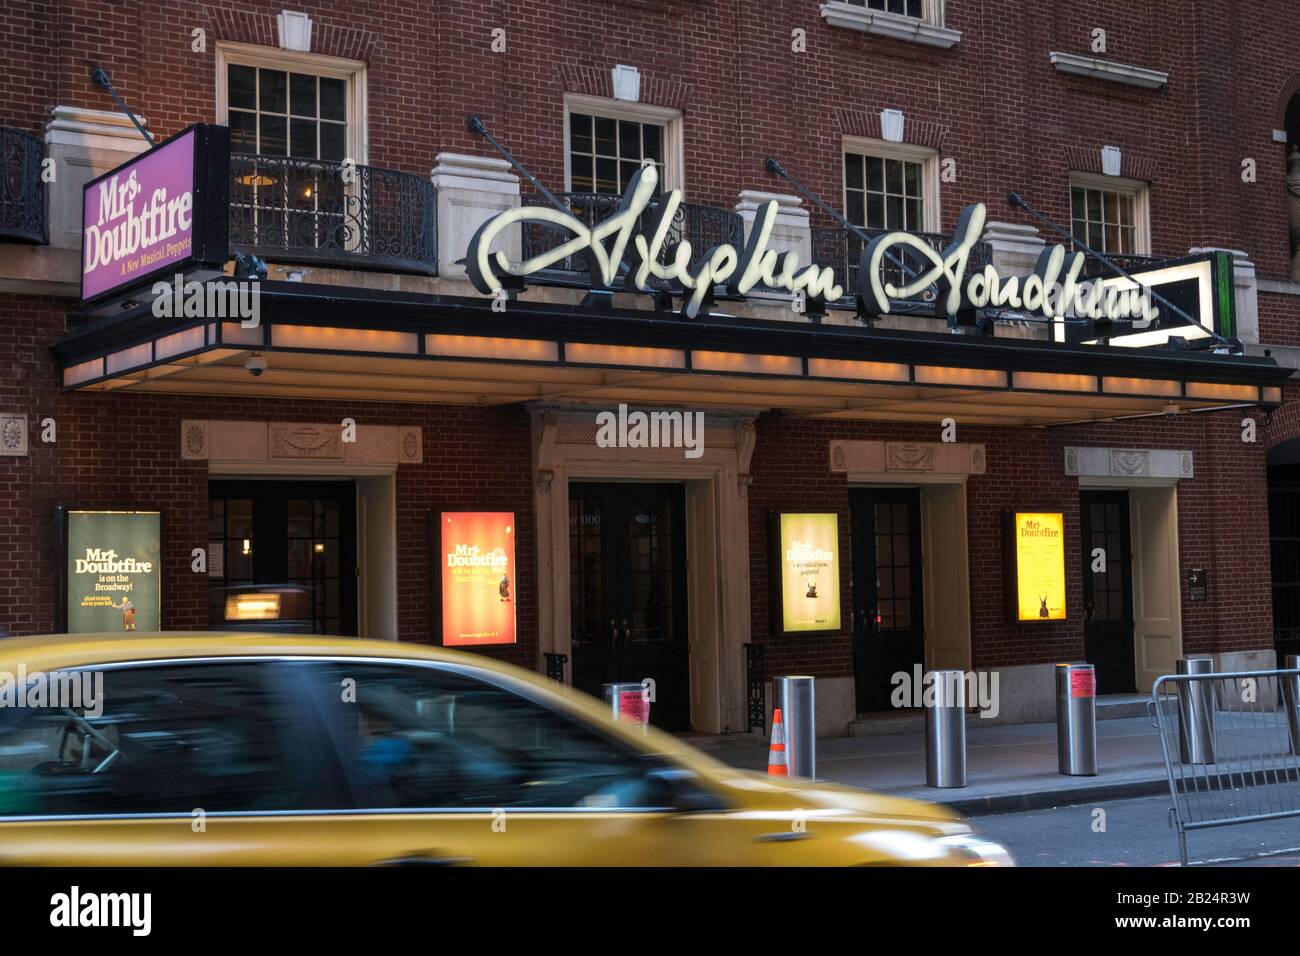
xmin=467 ymin=115 xmax=567 ymax=214
xmin=1007 ymin=191 xmax=1236 ymax=351
xmin=90 ymin=66 xmax=153 ymax=146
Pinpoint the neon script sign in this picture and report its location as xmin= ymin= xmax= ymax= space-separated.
xmin=466 ymin=167 xmax=1156 ymax=323
xmin=467 ymin=164 xmax=842 ymax=318
xmin=858 ymin=204 xmax=1157 ymax=323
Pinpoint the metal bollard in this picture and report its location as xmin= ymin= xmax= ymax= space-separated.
xmin=1176 ymin=657 xmax=1217 ymax=764
xmin=1283 ymin=655 xmax=1300 ymax=758
xmin=603 ymin=682 xmax=649 ymax=732
xmin=925 ymin=669 xmax=967 ymax=788
xmin=774 ymin=676 xmax=816 ymax=778
xmin=1056 ymin=662 xmax=1097 ymax=775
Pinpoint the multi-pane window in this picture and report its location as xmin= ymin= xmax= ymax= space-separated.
xmin=227 ymin=63 xmax=347 ymax=161
xmin=873 ymin=500 xmax=914 ymax=631
xmin=849 ymin=0 xmax=923 ymax=17
xmin=845 ymin=152 xmax=925 ymax=232
xmin=1071 ymin=185 xmax=1139 ymax=254
xmin=569 ymin=112 xmax=665 ymax=194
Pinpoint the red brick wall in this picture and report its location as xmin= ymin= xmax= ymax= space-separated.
xmin=0 ymin=295 xmax=536 ymax=669
xmin=747 ymin=407 xmax=1273 ymax=679
xmin=8 ymin=0 xmax=1300 ymax=277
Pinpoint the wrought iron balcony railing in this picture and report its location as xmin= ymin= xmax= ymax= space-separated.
xmin=1078 ymin=251 xmax=1166 ymax=280
xmin=229 ymin=154 xmax=436 ymax=275
xmin=519 ymin=191 xmax=744 ymax=283
xmin=811 ymin=224 xmax=993 ymax=306
xmin=1 ymin=127 xmax=47 ymax=244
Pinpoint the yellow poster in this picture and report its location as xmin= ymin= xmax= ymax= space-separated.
xmin=777 ymin=513 xmax=841 ymax=634
xmin=1013 ymin=512 xmax=1067 ymax=621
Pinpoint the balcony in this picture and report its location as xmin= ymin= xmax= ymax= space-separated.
xmin=812 ymin=224 xmax=993 ymax=306
xmin=518 ymin=191 xmax=744 ymax=284
xmin=1 ymin=127 xmax=47 ymax=244
xmin=229 ymin=154 xmax=436 ymax=275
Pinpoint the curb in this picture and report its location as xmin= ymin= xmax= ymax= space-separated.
xmin=938 ymin=776 xmax=1171 ymax=816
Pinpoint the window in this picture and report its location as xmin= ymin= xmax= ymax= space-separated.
xmin=0 ymin=662 xmax=331 ymax=817
xmin=1069 ymin=174 xmax=1150 ymax=255
xmin=845 ymin=152 xmax=926 ymax=232
xmin=840 ymin=141 xmax=939 ymax=295
xmin=226 ymin=64 xmax=348 ymax=161
xmin=298 ymin=661 xmax=691 ymax=810
xmin=568 ymin=112 xmax=664 ymax=195
xmin=821 ymin=0 xmax=960 ymax=48
xmin=217 ymin=43 xmax=365 ymax=162
xmin=564 ymin=95 xmax=683 ymax=195
xmin=852 ymin=0 xmax=922 ymax=17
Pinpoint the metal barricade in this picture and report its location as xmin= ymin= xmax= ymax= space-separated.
xmin=1152 ymin=663 xmax=1300 ymax=865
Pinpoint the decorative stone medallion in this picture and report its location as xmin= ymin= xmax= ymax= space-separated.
xmin=0 ymin=414 xmax=28 ymax=457
xmin=398 ymin=426 xmax=423 ymax=464
xmin=180 ymin=420 xmax=208 ymax=460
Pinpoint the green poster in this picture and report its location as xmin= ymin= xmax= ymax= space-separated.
xmin=66 ymin=511 xmax=161 ymax=633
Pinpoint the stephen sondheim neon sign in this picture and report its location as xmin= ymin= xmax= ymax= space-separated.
xmin=466 ymin=165 xmax=1156 ymax=323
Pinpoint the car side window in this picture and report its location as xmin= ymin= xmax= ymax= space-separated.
xmin=0 ymin=662 xmax=328 ymax=817
xmin=298 ymin=661 xmax=666 ymax=811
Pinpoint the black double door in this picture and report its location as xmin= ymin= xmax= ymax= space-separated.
xmin=1080 ymin=490 xmax=1136 ymax=694
xmin=569 ymin=483 xmax=690 ymax=730
xmin=208 ymin=480 xmax=358 ymax=636
xmin=850 ymin=488 xmax=925 ymax=713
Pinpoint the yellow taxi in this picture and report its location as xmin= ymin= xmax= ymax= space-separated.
xmin=0 ymin=633 xmax=1013 ymax=866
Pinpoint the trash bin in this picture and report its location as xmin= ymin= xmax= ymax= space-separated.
xmin=773 ymin=676 xmax=816 ymax=778
xmin=1176 ymin=657 xmax=1217 ymax=765
xmin=925 ymin=669 xmax=967 ymax=788
xmin=603 ymin=682 xmax=649 ymax=732
xmin=1283 ymin=655 xmax=1300 ymax=758
xmin=1056 ymin=662 xmax=1097 ymax=776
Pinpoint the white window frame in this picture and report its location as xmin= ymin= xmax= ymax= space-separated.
xmin=1068 ymin=171 xmax=1151 ymax=256
xmin=842 ymin=136 xmax=941 ymax=233
xmin=215 ymin=41 xmax=369 ymax=165
xmin=562 ymin=93 xmax=685 ymax=196
xmin=820 ymin=0 xmax=961 ymax=48
xmin=850 ymin=0 xmax=944 ymax=24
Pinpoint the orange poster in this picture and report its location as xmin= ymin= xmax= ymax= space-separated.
xmin=441 ymin=512 xmax=516 ymax=646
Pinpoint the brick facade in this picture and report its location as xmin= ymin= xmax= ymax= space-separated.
xmin=3 ymin=0 xmax=1298 ymax=704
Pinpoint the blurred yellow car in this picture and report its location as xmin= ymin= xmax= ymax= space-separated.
xmin=0 ymin=633 xmax=1012 ymax=866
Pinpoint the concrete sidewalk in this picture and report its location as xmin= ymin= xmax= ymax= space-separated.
xmin=684 ymin=715 xmax=1174 ymax=816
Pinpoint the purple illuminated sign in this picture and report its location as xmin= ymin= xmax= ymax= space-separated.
xmin=80 ymin=124 xmax=230 ymax=308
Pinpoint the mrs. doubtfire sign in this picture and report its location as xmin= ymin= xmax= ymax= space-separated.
xmin=63 ymin=511 xmax=162 ymax=634
xmin=80 ymin=124 xmax=229 ymax=308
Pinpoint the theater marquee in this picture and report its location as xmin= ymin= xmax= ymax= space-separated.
xmin=1006 ymin=511 xmax=1067 ymax=622
xmin=770 ymin=512 xmax=842 ymax=636
xmin=432 ymin=511 xmax=517 ymax=646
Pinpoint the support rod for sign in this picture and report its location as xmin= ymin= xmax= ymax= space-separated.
xmin=1007 ymin=191 xmax=1238 ymax=352
xmin=764 ymin=157 xmax=918 ymax=282
xmin=467 ymin=115 xmax=567 ymax=214
xmin=90 ymin=66 xmax=154 ymax=146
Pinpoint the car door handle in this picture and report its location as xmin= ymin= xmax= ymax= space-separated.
xmin=373 ymin=851 xmax=472 ymax=866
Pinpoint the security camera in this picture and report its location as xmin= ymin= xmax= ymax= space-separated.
xmin=244 ymin=354 xmax=268 ymax=377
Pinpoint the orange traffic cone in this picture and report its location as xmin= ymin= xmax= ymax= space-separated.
xmin=767 ymin=708 xmax=789 ymax=776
